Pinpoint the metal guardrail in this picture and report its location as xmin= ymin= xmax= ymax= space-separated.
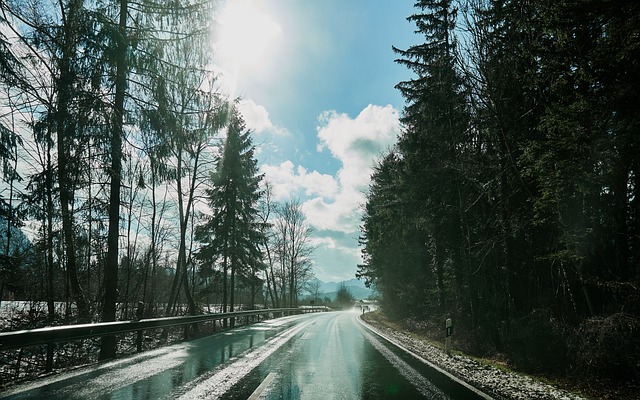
xmin=0 ymin=307 xmax=328 ymax=352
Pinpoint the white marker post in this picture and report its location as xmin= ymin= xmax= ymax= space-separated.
xmin=445 ymin=318 xmax=453 ymax=356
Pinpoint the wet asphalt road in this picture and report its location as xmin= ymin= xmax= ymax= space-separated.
xmin=1 ymin=311 xmax=488 ymax=399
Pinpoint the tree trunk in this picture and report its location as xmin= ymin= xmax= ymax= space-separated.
xmin=145 ymin=161 xmax=158 ymax=317
xmin=86 ymin=144 xmax=93 ymax=300
xmin=179 ymin=150 xmax=199 ymax=316
xmin=229 ymin=203 xmax=236 ymax=325
xmin=46 ymin=118 xmax=56 ymax=323
xmin=165 ymin=149 xmax=187 ymax=317
xmin=230 ymin=253 xmax=235 ymax=327
xmin=222 ymin=252 xmax=228 ymax=327
xmin=99 ymin=0 xmax=127 ymax=360
xmin=57 ymin=13 xmax=90 ymax=322
xmin=265 ymin=269 xmax=276 ymax=308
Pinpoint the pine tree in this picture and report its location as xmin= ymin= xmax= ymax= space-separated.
xmin=358 ymin=151 xmax=429 ymax=317
xmin=99 ymin=0 xmax=128 ymax=360
xmin=521 ymin=0 xmax=640 ymax=317
xmin=196 ymin=107 xmax=264 ymax=326
xmin=463 ymin=0 xmax=548 ymax=344
xmin=393 ymin=0 xmax=470 ymax=316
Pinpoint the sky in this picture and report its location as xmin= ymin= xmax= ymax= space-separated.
xmin=212 ymin=0 xmax=417 ymax=282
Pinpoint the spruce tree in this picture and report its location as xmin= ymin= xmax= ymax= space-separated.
xmin=393 ymin=0 xmax=470 ymax=316
xmin=196 ymin=107 xmax=264 ymax=325
xmin=358 ymin=151 xmax=427 ymax=317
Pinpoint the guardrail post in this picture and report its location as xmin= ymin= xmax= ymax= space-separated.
xmin=45 ymin=343 xmax=54 ymax=371
xmin=445 ymin=318 xmax=453 ymax=356
xmin=135 ymin=302 xmax=144 ymax=352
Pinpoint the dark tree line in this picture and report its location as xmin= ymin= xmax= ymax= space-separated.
xmin=358 ymin=0 xmax=639 ymax=387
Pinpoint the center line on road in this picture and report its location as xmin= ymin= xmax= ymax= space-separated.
xmin=248 ymin=372 xmax=277 ymax=400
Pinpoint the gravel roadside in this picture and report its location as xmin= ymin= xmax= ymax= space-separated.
xmin=360 ymin=313 xmax=587 ymax=400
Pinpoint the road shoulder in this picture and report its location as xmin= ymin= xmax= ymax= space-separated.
xmin=359 ymin=312 xmax=587 ymax=400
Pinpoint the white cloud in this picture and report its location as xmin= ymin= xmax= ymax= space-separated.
xmin=317 ymin=104 xmax=400 ymax=188
xmin=303 ymin=104 xmax=400 ymax=233
xmin=309 ymin=236 xmax=337 ymax=250
xmin=261 ymin=161 xmax=338 ymax=201
xmin=237 ymin=99 xmax=288 ymax=136
xmin=309 ymin=236 xmax=360 ymax=258
xmin=238 ymin=99 xmax=272 ymax=132
xmin=296 ymin=165 xmax=339 ymax=198
xmin=301 ymin=196 xmax=360 ymax=233
xmin=261 ymin=104 xmax=400 ymax=236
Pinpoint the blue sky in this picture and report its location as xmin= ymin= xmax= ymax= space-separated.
xmin=213 ymin=0 xmax=417 ymax=282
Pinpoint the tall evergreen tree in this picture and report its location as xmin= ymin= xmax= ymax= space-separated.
xmin=196 ymin=107 xmax=264 ymax=325
xmin=358 ymin=152 xmax=429 ymax=317
xmin=0 ymin=97 xmax=24 ymax=306
xmin=2 ymin=0 xmax=122 ymax=323
xmin=463 ymin=0 xmax=548 ymax=347
xmin=520 ymin=0 xmax=640 ymax=317
xmin=99 ymin=0 xmax=128 ymax=360
xmin=392 ymin=0 xmax=470 ymax=317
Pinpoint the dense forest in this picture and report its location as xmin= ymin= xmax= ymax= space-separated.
xmin=358 ymin=0 xmax=639 ymax=391
xmin=0 ymin=0 xmax=315 ymax=360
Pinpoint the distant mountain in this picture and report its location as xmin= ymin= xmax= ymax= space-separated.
xmin=304 ymin=278 xmax=376 ymax=301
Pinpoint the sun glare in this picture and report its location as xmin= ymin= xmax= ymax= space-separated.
xmin=215 ymin=0 xmax=282 ymax=70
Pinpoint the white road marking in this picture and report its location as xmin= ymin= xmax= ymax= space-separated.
xmin=356 ymin=316 xmax=495 ymax=400
xmin=247 ymin=372 xmax=277 ymax=400
xmin=358 ymin=322 xmax=448 ymax=399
